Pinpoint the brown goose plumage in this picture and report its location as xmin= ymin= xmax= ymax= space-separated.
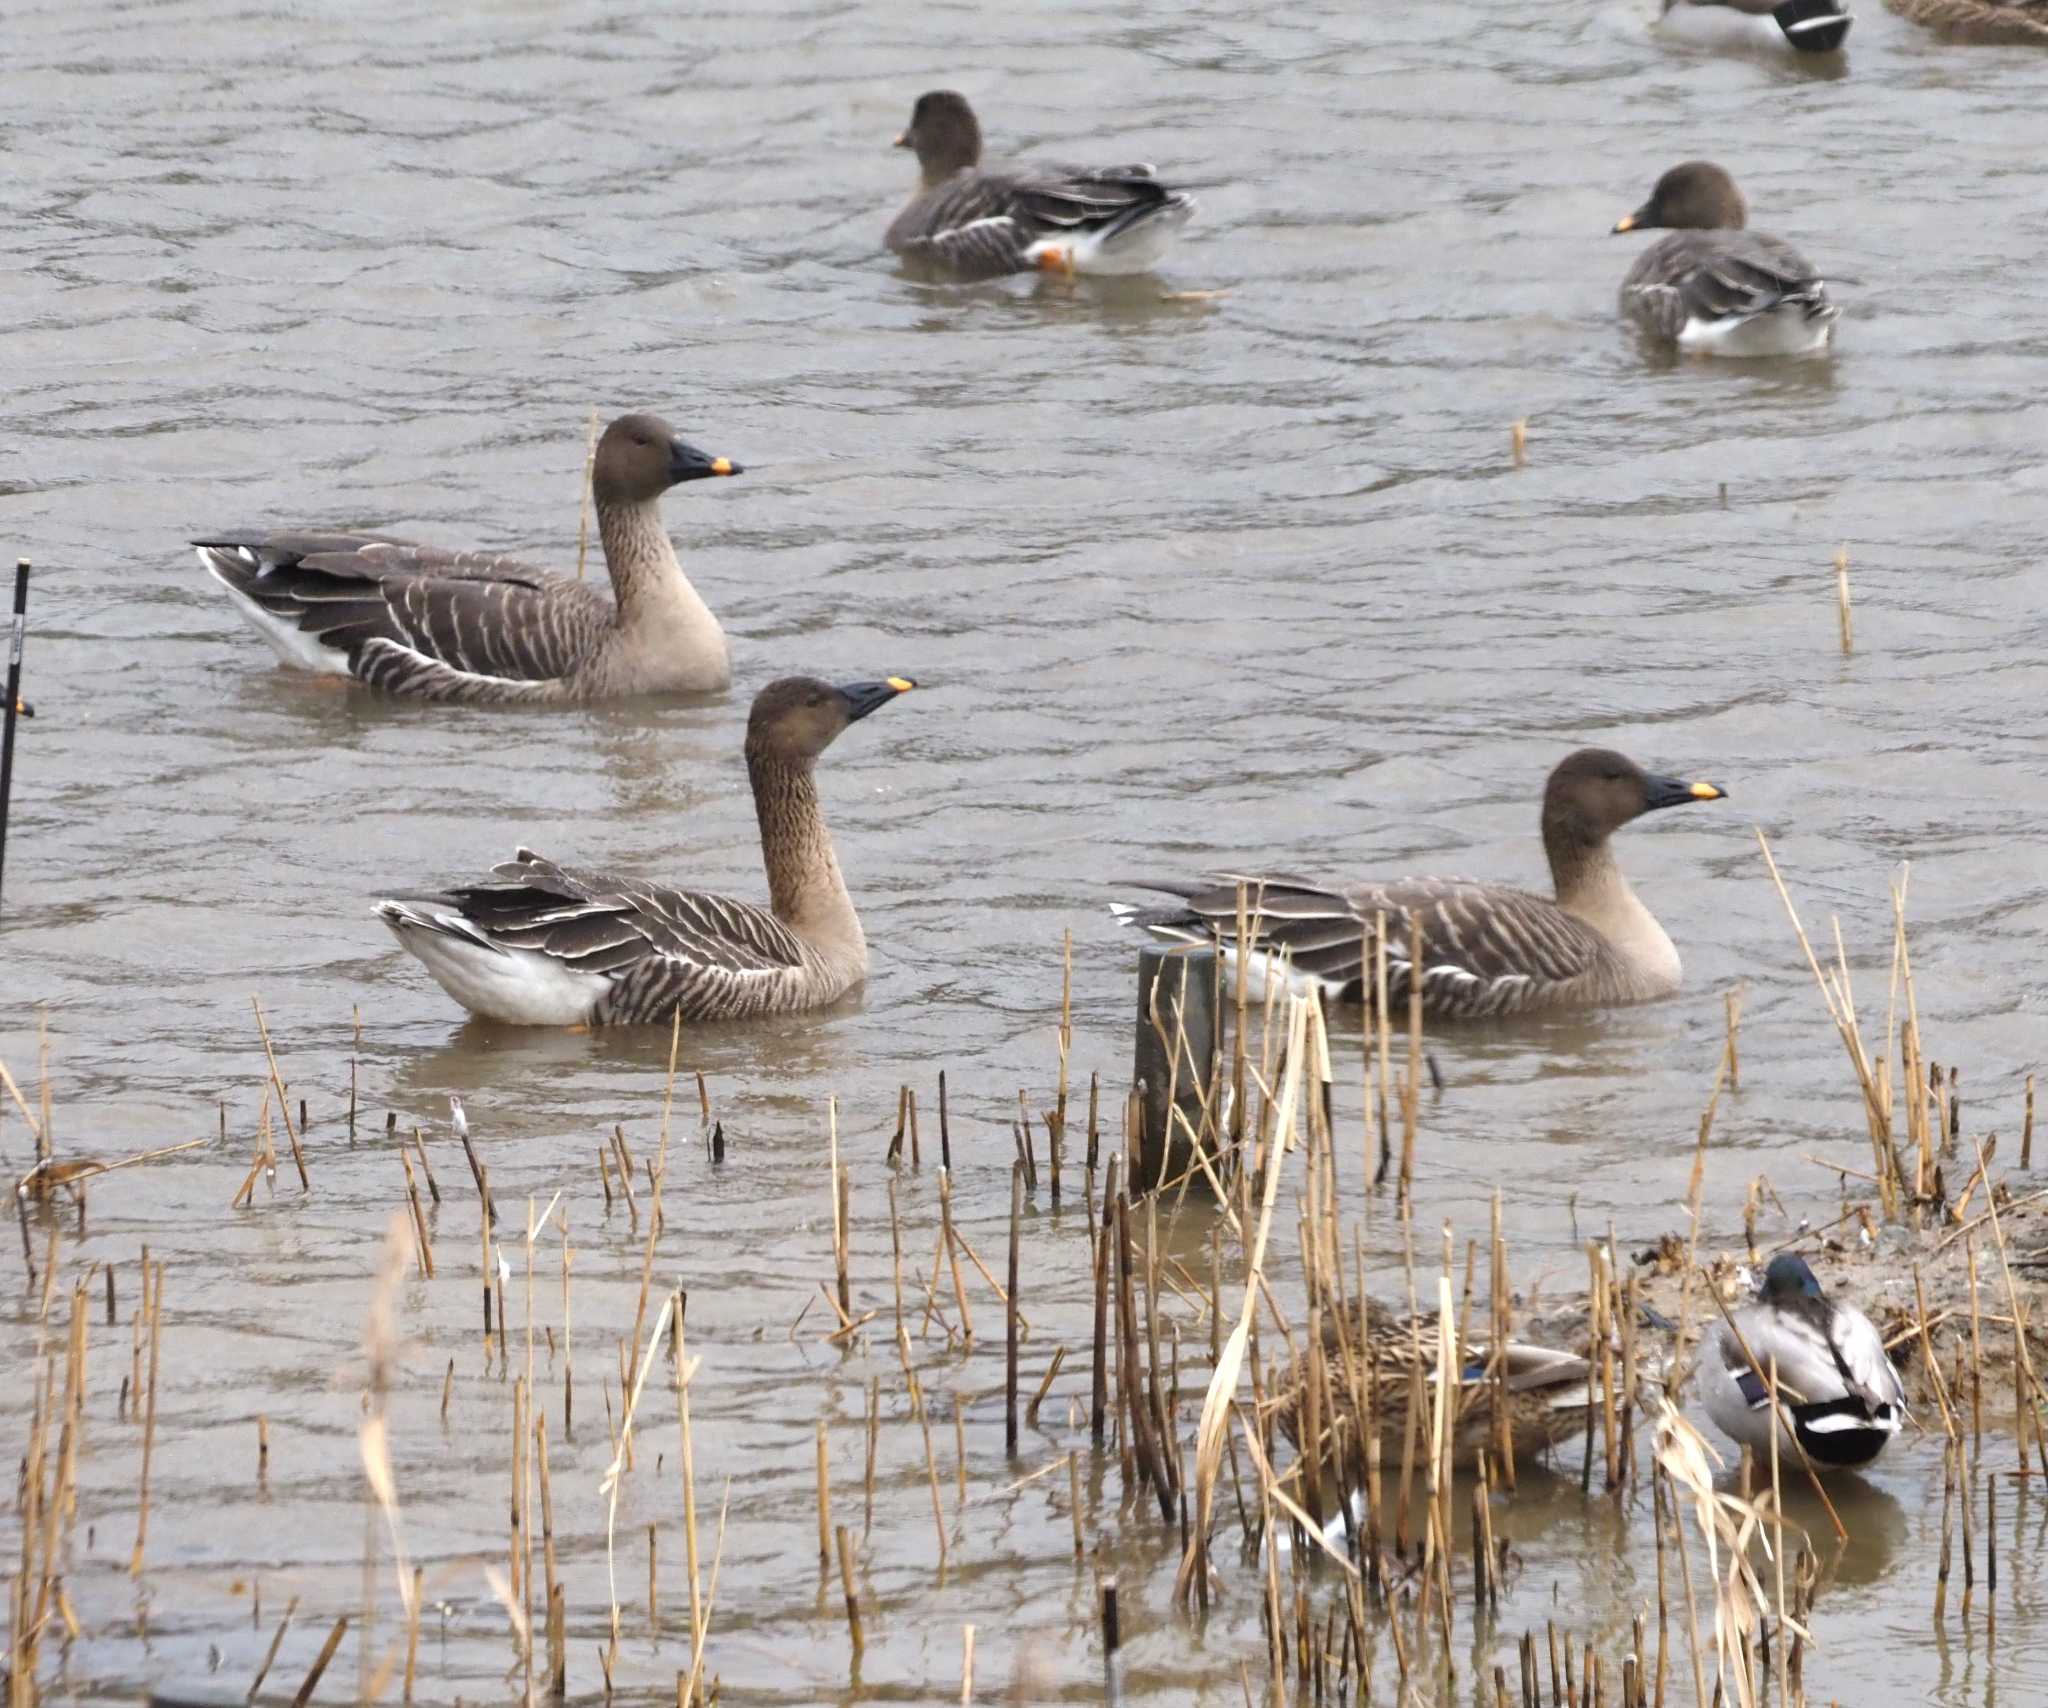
xmin=1885 ymin=0 xmax=2048 ymax=38
xmin=1112 ymin=749 xmax=1725 ymax=1019
xmin=885 ymin=90 xmax=1195 ymax=280
xmin=1613 ymin=162 xmax=1838 ymax=356
xmin=197 ymin=413 xmax=742 ymax=703
xmin=375 ymin=676 xmax=915 ymax=1026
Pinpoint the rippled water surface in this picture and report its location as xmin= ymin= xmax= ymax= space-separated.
xmin=5 ymin=0 xmax=2048 ymax=1702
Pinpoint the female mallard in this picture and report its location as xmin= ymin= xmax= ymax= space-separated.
xmin=1884 ymin=0 xmax=2048 ymax=41
xmin=1613 ymin=162 xmax=1839 ymax=357
xmin=1698 ymin=1254 xmax=1906 ymax=1471
xmin=1112 ymin=749 xmax=1724 ymax=1018
xmin=197 ymin=413 xmax=742 ymax=703
xmin=375 ymin=675 xmax=914 ymax=1026
xmin=885 ymin=90 xmax=1195 ymax=281
xmin=1275 ymin=1300 xmax=1593 ymax=1475
xmin=1657 ymin=0 xmax=1853 ymax=53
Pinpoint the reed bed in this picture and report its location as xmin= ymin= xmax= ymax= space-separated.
xmin=2 ymin=858 xmax=2044 ymax=1706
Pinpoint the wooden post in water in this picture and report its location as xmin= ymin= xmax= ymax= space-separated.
xmin=1132 ymin=946 xmax=1218 ymax=1194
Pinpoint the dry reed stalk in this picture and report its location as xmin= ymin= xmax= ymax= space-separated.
xmin=1399 ymin=912 xmax=1423 ymax=1206
xmin=1755 ymin=835 xmax=1903 ymax=1212
xmin=2025 ymin=1073 xmax=2036 ymax=1170
xmin=1511 ymin=418 xmax=1527 ymax=467
xmin=952 ymin=1392 xmax=967 ymax=1509
xmin=600 ymin=1291 xmax=682 ymax=1658
xmin=904 ymin=1334 xmax=950 ymax=1571
xmin=1833 ymin=544 xmax=1852 ymax=654
xmin=251 ymin=996 xmax=311 ymax=1191
xmin=128 ymin=1258 xmax=163 ymax=1576
xmin=1068 ymin=1449 xmax=1084 ymax=1556
xmin=830 ymin=1097 xmax=851 ymax=1320
xmin=248 ymin=1596 xmax=300 ymax=1700
xmin=400 ymin=1150 xmax=433 ymax=1276
xmin=1027 ymin=1345 xmax=1067 ymax=1427
xmin=864 ymin=1377 xmax=880 ymax=1537
xmin=1007 ymin=1160 xmax=1024 ymax=1454
xmin=937 ymin=1167 xmax=975 ymax=1342
xmin=1091 ymin=1156 xmax=1116 ymax=1443
xmin=835 ymin=1525 xmax=863 ymax=1660
xmin=1174 ymin=994 xmax=1315 ymax=1604
xmin=960 ymin=1622 xmax=975 ymax=1702
xmin=291 ymin=1615 xmax=350 ymax=1708
xmin=815 ymin=1420 xmax=833 ymax=1565
xmin=888 ymin=1175 xmax=906 ymax=1340
xmin=675 ymin=1301 xmax=705 ymax=1675
xmin=537 ymin=1409 xmax=565 ymax=1697
xmin=1967 ymin=1138 xmax=2048 ymax=1476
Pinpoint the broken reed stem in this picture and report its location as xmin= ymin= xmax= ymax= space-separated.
xmin=816 ymin=1420 xmax=832 ymax=1566
xmin=1007 ymin=1160 xmax=1023 ymax=1455
xmin=128 ymin=1260 xmax=163 ymax=1575
xmin=835 ymin=1525 xmax=862 ymax=1658
xmin=252 ymin=996 xmax=312 ymax=1191
xmin=677 ymin=1302 xmax=705 ymax=1674
xmin=1834 ymin=544 xmax=1852 ymax=655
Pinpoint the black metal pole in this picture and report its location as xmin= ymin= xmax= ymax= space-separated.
xmin=0 ymin=557 xmax=32 ymax=916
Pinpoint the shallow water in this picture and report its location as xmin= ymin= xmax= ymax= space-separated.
xmin=4 ymin=0 xmax=2047 ymax=1702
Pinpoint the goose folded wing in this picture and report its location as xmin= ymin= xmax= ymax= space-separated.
xmin=1721 ymin=1306 xmax=1841 ymax=1410
xmin=1677 ymin=233 xmax=1825 ymax=320
xmin=202 ymin=532 xmax=610 ymax=680
xmin=1004 ymin=164 xmax=1177 ymax=235
xmin=459 ymin=852 xmax=811 ymax=977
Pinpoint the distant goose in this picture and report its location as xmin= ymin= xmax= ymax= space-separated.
xmin=198 ymin=413 xmax=742 ymax=703
xmin=1657 ymin=0 xmax=1853 ymax=53
xmin=1111 ymin=749 xmax=1725 ymax=1018
xmin=376 ymin=675 xmax=914 ymax=1026
xmin=885 ymin=90 xmax=1195 ymax=280
xmin=1698 ymin=1254 xmax=1906 ymax=1471
xmin=1274 ymin=1300 xmax=1593 ymax=1473
xmin=1885 ymin=0 xmax=2048 ymax=40
xmin=1613 ymin=162 xmax=1839 ymax=357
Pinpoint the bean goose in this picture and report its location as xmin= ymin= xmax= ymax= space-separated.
xmin=375 ymin=675 xmax=914 ymax=1026
xmin=1274 ymin=1299 xmax=1592 ymax=1473
xmin=1886 ymin=0 xmax=2048 ymax=37
xmin=886 ymin=90 xmax=1195 ymax=280
xmin=1698 ymin=1255 xmax=1906 ymax=1471
xmin=1657 ymin=0 xmax=1853 ymax=52
xmin=1111 ymin=748 xmax=1725 ymax=1019
xmin=1612 ymin=163 xmax=1839 ymax=357
xmin=197 ymin=413 xmax=742 ymax=703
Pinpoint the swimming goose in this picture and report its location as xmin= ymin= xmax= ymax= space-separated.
xmin=197 ymin=413 xmax=742 ymax=703
xmin=1698 ymin=1254 xmax=1906 ymax=1471
xmin=1111 ymin=748 xmax=1725 ymax=1018
xmin=1884 ymin=0 xmax=2048 ymax=39
xmin=1613 ymin=163 xmax=1839 ymax=357
xmin=375 ymin=675 xmax=914 ymax=1026
xmin=885 ymin=90 xmax=1195 ymax=280
xmin=1657 ymin=0 xmax=1853 ymax=53
xmin=1274 ymin=1300 xmax=1593 ymax=1474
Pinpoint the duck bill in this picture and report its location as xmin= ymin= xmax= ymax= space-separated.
xmin=1644 ymin=774 xmax=1725 ymax=812
xmin=669 ymin=439 xmax=744 ymax=483
xmin=893 ymin=130 xmax=911 ymax=149
xmin=838 ymin=677 xmax=916 ymax=723
xmin=9 ymin=697 xmax=28 ymax=719
xmin=1611 ymin=204 xmax=1652 ymax=235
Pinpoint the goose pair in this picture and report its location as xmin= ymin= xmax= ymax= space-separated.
xmin=1700 ymin=1254 xmax=1907 ymax=1471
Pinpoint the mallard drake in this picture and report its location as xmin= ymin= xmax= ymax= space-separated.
xmin=1657 ymin=0 xmax=1854 ymax=53
xmin=1698 ymin=1254 xmax=1906 ymax=1471
xmin=1112 ymin=749 xmax=1724 ymax=1018
xmin=1613 ymin=162 xmax=1839 ymax=357
xmin=885 ymin=90 xmax=1195 ymax=281
xmin=375 ymin=675 xmax=914 ymax=1026
xmin=1884 ymin=0 xmax=2048 ymax=41
xmin=198 ymin=413 xmax=742 ymax=703
xmin=1274 ymin=1300 xmax=1593 ymax=1476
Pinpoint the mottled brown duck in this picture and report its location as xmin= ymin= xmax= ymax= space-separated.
xmin=886 ymin=90 xmax=1195 ymax=280
xmin=1112 ymin=748 xmax=1725 ymax=1018
xmin=1272 ymin=1299 xmax=1593 ymax=1478
xmin=198 ymin=412 xmax=742 ymax=703
xmin=1885 ymin=0 xmax=2048 ymax=40
xmin=1613 ymin=162 xmax=1838 ymax=357
xmin=376 ymin=675 xmax=914 ymax=1026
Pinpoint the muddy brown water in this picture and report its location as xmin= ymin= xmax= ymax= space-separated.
xmin=5 ymin=0 xmax=2048 ymax=1702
